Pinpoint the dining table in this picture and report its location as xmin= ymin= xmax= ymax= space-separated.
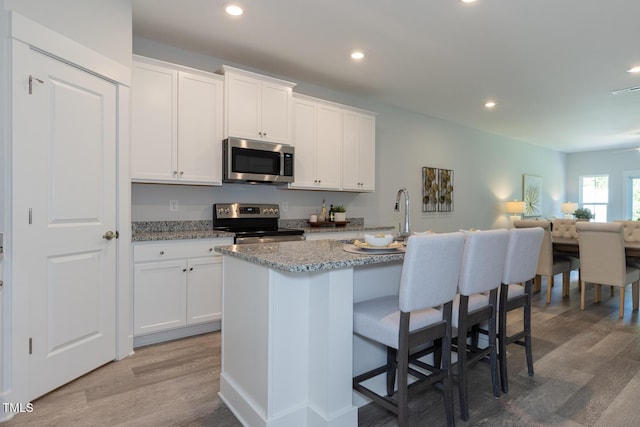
xmin=553 ymin=237 xmax=640 ymax=258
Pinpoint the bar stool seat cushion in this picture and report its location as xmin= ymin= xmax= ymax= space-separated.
xmin=452 ymin=293 xmax=490 ymax=327
xmin=354 ymin=296 xmax=443 ymax=349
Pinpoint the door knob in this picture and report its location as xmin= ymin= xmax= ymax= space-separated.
xmin=102 ymin=230 xmax=119 ymax=240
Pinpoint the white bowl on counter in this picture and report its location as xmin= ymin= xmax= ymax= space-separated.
xmin=364 ymin=234 xmax=394 ymax=247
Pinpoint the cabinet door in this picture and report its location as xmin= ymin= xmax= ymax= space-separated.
xmin=178 ymin=71 xmax=223 ymax=185
xmin=226 ymin=72 xmax=262 ymax=140
xmin=134 ymin=260 xmax=187 ymax=335
xmin=342 ymin=111 xmax=376 ymax=192
xmin=357 ymin=115 xmax=376 ymax=191
xmin=187 ymin=256 xmax=223 ymax=325
xmin=342 ymin=112 xmax=359 ymax=190
xmin=315 ymin=104 xmax=342 ymax=189
xmin=261 ymin=82 xmax=291 ymax=144
xmin=290 ymin=97 xmax=317 ymax=188
xmin=131 ymin=61 xmax=178 ymax=181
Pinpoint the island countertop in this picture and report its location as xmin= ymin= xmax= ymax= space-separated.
xmin=215 ymin=239 xmax=404 ymax=273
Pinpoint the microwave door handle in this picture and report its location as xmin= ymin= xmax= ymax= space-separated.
xmin=280 ymin=152 xmax=285 ymax=176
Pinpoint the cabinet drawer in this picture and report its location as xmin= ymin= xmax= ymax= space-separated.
xmin=134 ymin=238 xmax=234 ymax=262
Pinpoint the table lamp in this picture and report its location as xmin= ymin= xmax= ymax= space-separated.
xmin=505 ymin=200 xmax=526 ymax=222
xmin=561 ymin=202 xmax=578 ymax=219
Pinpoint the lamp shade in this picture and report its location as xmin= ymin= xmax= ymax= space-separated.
xmin=561 ymin=202 xmax=578 ymax=214
xmin=505 ymin=200 xmax=526 ymax=214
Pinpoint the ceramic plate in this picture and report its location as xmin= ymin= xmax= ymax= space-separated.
xmin=353 ymin=240 xmax=404 ymax=250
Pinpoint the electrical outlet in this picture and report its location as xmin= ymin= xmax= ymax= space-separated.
xmin=169 ymin=200 xmax=179 ymax=212
xmin=281 ymin=202 xmax=288 ymax=212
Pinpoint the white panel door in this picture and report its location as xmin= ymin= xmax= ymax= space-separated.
xmin=13 ymin=47 xmax=118 ymax=399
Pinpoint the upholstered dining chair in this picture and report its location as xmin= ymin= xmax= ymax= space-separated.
xmin=352 ymin=232 xmax=465 ymax=427
xmin=514 ymin=220 xmax=575 ymax=304
xmin=497 ymin=227 xmax=544 ymax=393
xmin=452 ymin=229 xmax=509 ymax=421
xmin=551 ymin=218 xmax=582 ymax=283
xmin=576 ymin=222 xmax=640 ymax=318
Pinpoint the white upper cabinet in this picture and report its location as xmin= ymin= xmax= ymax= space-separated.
xmin=289 ymin=95 xmax=342 ymax=190
xmin=290 ymin=94 xmax=376 ymax=192
xmin=131 ymin=60 xmax=177 ymax=182
xmin=342 ymin=110 xmax=376 ymax=191
xmin=220 ymin=65 xmax=296 ymax=144
xmin=131 ymin=56 xmax=223 ymax=185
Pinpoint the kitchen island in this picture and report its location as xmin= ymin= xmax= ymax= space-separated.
xmin=215 ymin=239 xmax=404 ymax=427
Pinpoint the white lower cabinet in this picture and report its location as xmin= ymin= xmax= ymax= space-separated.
xmin=134 ymin=259 xmax=187 ymax=335
xmin=133 ymin=238 xmax=232 ymax=340
xmin=186 ymin=256 xmax=223 ymax=324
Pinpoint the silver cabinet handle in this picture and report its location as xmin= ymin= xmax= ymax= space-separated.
xmin=102 ymin=230 xmax=119 ymax=240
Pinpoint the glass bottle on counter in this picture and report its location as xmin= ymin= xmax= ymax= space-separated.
xmin=319 ymin=199 xmax=327 ymax=222
xmin=329 ymin=204 xmax=335 ymax=222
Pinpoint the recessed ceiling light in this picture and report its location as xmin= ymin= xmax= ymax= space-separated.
xmin=461 ymin=0 xmax=477 ymax=3
xmin=225 ymin=4 xmax=243 ymax=16
xmin=628 ymin=66 xmax=640 ymax=73
xmin=485 ymin=101 xmax=496 ymax=108
xmin=350 ymin=51 xmax=365 ymax=60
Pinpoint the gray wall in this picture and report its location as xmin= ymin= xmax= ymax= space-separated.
xmin=132 ymin=36 xmax=568 ymax=232
xmin=3 ymin=0 xmax=132 ymax=67
xmin=566 ymin=148 xmax=640 ymax=221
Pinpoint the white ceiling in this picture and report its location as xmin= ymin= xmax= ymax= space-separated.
xmin=132 ymin=0 xmax=640 ymax=153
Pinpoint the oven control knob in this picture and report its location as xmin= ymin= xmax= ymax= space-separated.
xmin=274 ymin=208 xmax=279 ymax=214
xmin=225 ymin=208 xmax=230 ymax=214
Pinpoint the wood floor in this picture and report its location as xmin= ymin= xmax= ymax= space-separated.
xmin=5 ymin=271 xmax=640 ymax=426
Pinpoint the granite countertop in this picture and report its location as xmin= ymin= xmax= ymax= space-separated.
xmin=132 ymin=219 xmax=395 ymax=242
xmin=215 ymin=239 xmax=404 ymax=273
xmin=301 ymin=224 xmax=395 ymax=234
xmin=132 ymin=229 xmax=234 ymax=242
xmin=131 ymin=220 xmax=233 ymax=242
xmin=279 ymin=217 xmax=394 ymax=234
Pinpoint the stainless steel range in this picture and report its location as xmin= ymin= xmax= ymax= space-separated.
xmin=213 ymin=203 xmax=305 ymax=244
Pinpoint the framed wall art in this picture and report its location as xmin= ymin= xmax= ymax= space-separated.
xmin=522 ymin=174 xmax=542 ymax=217
xmin=422 ymin=167 xmax=454 ymax=212
xmin=422 ymin=167 xmax=438 ymax=212
xmin=438 ymin=168 xmax=454 ymax=212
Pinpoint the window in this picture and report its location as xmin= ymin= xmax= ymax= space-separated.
xmin=623 ymin=170 xmax=640 ymax=220
xmin=579 ymin=175 xmax=608 ymax=221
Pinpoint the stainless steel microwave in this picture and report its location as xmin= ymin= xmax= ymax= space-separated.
xmin=223 ymin=138 xmax=294 ymax=184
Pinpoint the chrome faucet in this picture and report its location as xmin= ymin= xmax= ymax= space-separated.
xmin=395 ymin=188 xmax=411 ymax=238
